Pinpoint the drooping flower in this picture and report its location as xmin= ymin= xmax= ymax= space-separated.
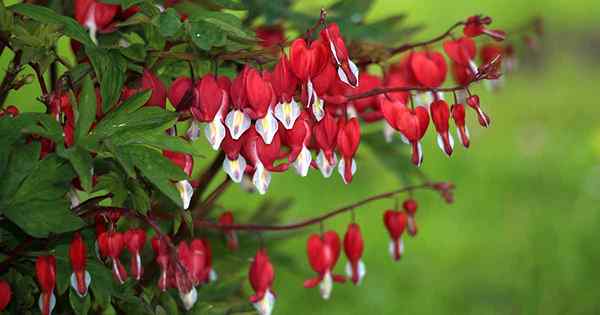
xmin=168 ymin=76 xmax=198 ymax=111
xmin=272 ymin=54 xmax=301 ymax=129
xmin=193 ymin=74 xmax=229 ymax=149
xmin=320 ymin=23 xmax=359 ymax=88
xmin=383 ymin=210 xmax=408 ymax=261
xmin=380 ymin=99 xmax=430 ymax=166
xmin=403 ymin=199 xmax=419 ymax=237
xmin=218 ymin=211 xmax=239 ymax=251
xmin=336 ymin=118 xmax=360 ymax=184
xmin=74 ymin=0 xmax=119 ymax=43
xmin=225 ymin=67 xmax=252 ymax=140
xmin=221 ymin=132 xmax=247 ymax=183
xmin=163 ymin=150 xmax=194 ymax=209
xmin=304 ymin=231 xmax=345 ymax=299
xmin=246 ymin=68 xmax=278 ymax=144
xmin=450 ymin=103 xmax=470 ymax=148
xmin=0 ymin=280 xmax=12 ymax=311
xmin=124 ymin=229 xmax=146 ymax=281
xmin=463 ymin=15 xmax=506 ymax=41
xmin=430 ymin=100 xmax=454 ymax=156
xmin=410 ymin=50 xmax=448 ymax=89
xmin=36 ymin=255 xmax=56 ymax=315
xmin=313 ymin=112 xmax=339 ymax=177
xmin=281 ymin=112 xmax=312 ymax=177
xmin=343 ymin=223 xmax=365 ymax=285
xmin=249 ymin=249 xmax=276 ymax=315
xmin=69 ymin=232 xmax=91 ymax=297
xmin=466 ymin=95 xmax=491 ymax=128
xmin=98 ymin=231 xmax=127 ymax=284
xmin=151 ymin=235 xmax=171 ymax=292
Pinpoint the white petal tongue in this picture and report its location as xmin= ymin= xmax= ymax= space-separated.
xmin=252 ymin=162 xmax=271 ymax=195
xmin=186 ymin=119 xmax=201 ymax=141
xmin=312 ymin=96 xmax=325 ymax=122
xmin=255 ymin=108 xmax=279 ymax=144
xmin=316 ymin=150 xmax=337 ymax=178
xmin=436 ymin=132 xmax=455 ymax=157
xmin=225 ymin=110 xmax=251 ymax=140
xmin=223 ymin=155 xmax=247 ymax=183
xmin=253 ymin=289 xmax=276 ymax=315
xmin=293 ymin=145 xmax=312 ymax=177
xmin=204 ymin=115 xmax=226 ymax=150
xmin=337 ymin=158 xmax=357 ymax=184
xmin=39 ymin=292 xmax=56 ymax=315
xmin=274 ymin=99 xmax=300 ymax=130
xmin=180 ymin=287 xmax=198 ymax=311
xmin=175 ymin=180 xmax=194 ymax=209
xmin=307 ymin=80 xmax=315 ymax=109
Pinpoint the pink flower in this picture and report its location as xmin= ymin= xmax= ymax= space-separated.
xmin=304 ymin=231 xmax=345 ymax=299
xmin=343 ymin=223 xmax=365 ymax=285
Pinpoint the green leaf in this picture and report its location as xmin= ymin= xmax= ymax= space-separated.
xmin=0 ymin=146 xmax=84 ymax=237
xmin=10 ymin=3 xmax=93 ymax=46
xmin=70 ymin=289 xmax=92 ymax=315
xmin=129 ymin=180 xmax=151 ymax=214
xmin=157 ymin=8 xmax=182 ymax=38
xmin=76 ymin=75 xmax=97 ymax=143
xmin=95 ymin=171 xmax=128 ymax=205
xmin=121 ymin=43 xmax=147 ymax=62
xmin=189 ymin=20 xmax=227 ymax=50
xmin=57 ymin=145 xmax=94 ymax=191
xmin=157 ymin=292 xmax=180 ymax=315
xmin=110 ymin=130 xmax=203 ymax=156
xmin=117 ymin=145 xmax=187 ymax=207
xmin=85 ymin=48 xmax=126 ymax=113
xmin=88 ymin=260 xmax=115 ymax=308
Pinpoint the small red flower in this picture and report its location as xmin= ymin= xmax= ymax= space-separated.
xmin=98 ymin=231 xmax=127 ymax=284
xmin=336 ymin=118 xmax=360 ymax=184
xmin=403 ymin=199 xmax=419 ymax=236
xmin=463 ymin=15 xmax=506 ymax=41
xmin=281 ymin=113 xmax=312 ymax=177
xmin=466 ymin=95 xmax=491 ymax=128
xmin=124 ymin=229 xmax=146 ymax=281
xmin=151 ymin=235 xmax=171 ymax=292
xmin=249 ymin=249 xmax=276 ymax=315
xmin=218 ymin=211 xmax=239 ymax=251
xmin=430 ymin=100 xmax=454 ymax=156
xmin=74 ymin=0 xmax=119 ymax=43
xmin=343 ymin=223 xmax=365 ymax=285
xmin=36 ymin=255 xmax=56 ymax=315
xmin=304 ymin=231 xmax=345 ymax=300
xmin=410 ymin=51 xmax=447 ymax=88
xmin=69 ymin=232 xmax=91 ymax=297
xmin=450 ymin=103 xmax=470 ymax=148
xmin=313 ymin=112 xmax=339 ymax=177
xmin=320 ymin=23 xmax=359 ymax=88
xmin=443 ymin=37 xmax=477 ymax=67
xmin=163 ymin=150 xmax=194 ymax=209
xmin=289 ymin=38 xmax=329 ymax=83
xmin=383 ymin=210 xmax=407 ymax=261
xmin=380 ymin=99 xmax=430 ymax=166
xmin=0 ymin=280 xmax=11 ymax=312
xmin=168 ymin=76 xmax=198 ymax=111
xmin=272 ymin=54 xmax=301 ymax=130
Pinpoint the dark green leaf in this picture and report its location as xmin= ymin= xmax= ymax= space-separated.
xmin=110 ymin=130 xmax=203 ymax=156
xmin=129 ymin=180 xmax=151 ymax=214
xmin=189 ymin=20 xmax=227 ymax=50
xmin=76 ymin=75 xmax=97 ymax=143
xmin=88 ymin=260 xmax=115 ymax=308
xmin=70 ymin=289 xmax=92 ymax=315
xmin=57 ymin=145 xmax=94 ymax=191
xmin=157 ymin=8 xmax=182 ymax=38
xmin=10 ymin=3 xmax=94 ymax=45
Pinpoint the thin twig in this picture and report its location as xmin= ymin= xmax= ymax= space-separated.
xmin=388 ymin=21 xmax=464 ymax=55
xmin=194 ymin=181 xmax=447 ymax=232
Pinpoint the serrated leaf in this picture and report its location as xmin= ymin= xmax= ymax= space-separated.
xmin=157 ymin=8 xmax=182 ymax=37
xmin=10 ymin=3 xmax=93 ymax=45
xmin=85 ymin=48 xmax=126 ymax=113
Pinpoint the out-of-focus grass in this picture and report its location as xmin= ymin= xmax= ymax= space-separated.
xmin=2 ymin=0 xmax=600 ymax=314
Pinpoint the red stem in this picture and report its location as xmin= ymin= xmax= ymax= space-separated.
xmin=194 ymin=181 xmax=446 ymax=232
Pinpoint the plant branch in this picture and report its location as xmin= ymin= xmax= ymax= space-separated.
xmin=0 ymin=50 xmax=23 ymax=108
xmin=194 ymin=181 xmax=451 ymax=232
xmin=388 ymin=21 xmax=464 ymax=55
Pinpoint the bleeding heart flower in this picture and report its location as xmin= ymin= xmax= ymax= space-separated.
xmin=463 ymin=15 xmax=506 ymax=41
xmin=281 ymin=113 xmax=312 ymax=176
xmin=380 ymin=99 xmax=430 ymax=166
xmin=69 ymin=232 xmax=91 ymax=297
xmin=336 ymin=118 xmax=360 ymax=184
xmin=289 ymin=38 xmax=329 ymax=83
xmin=249 ymin=249 xmax=276 ymax=315
xmin=272 ymin=54 xmax=301 ymax=129
xmin=343 ymin=223 xmax=365 ymax=285
xmin=74 ymin=0 xmax=119 ymax=43
xmin=383 ymin=210 xmax=407 ymax=261
xmin=320 ymin=23 xmax=359 ymax=88
xmin=0 ymin=105 xmax=19 ymax=117
xmin=226 ymin=68 xmax=252 ymax=140
xmin=124 ymin=229 xmax=146 ymax=281
xmin=314 ymin=112 xmax=339 ymax=177
xmin=218 ymin=211 xmax=239 ymax=251
xmin=403 ymin=199 xmax=419 ymax=236
xmin=141 ymin=70 xmax=167 ymax=108
xmin=304 ymin=231 xmax=345 ymax=299
xmin=480 ymin=43 xmax=504 ymax=85
xmin=151 ymin=235 xmax=171 ymax=292
xmin=444 ymin=37 xmax=478 ymax=79
xmin=0 ymin=280 xmax=10 ymax=312
xmin=430 ymin=100 xmax=454 ymax=156
xmin=450 ymin=103 xmax=470 ymax=148
xmin=222 ymin=132 xmax=248 ymax=183
xmin=98 ymin=231 xmax=127 ymax=284
xmin=253 ymin=133 xmax=288 ymax=194
xmin=36 ymin=255 xmax=56 ymax=315
xmin=163 ymin=150 xmax=194 ymax=209
xmin=168 ymin=76 xmax=198 ymax=111
xmin=193 ymin=74 xmax=228 ymax=149
xmin=410 ymin=51 xmax=448 ymax=88
xmin=466 ymin=95 xmax=490 ymax=128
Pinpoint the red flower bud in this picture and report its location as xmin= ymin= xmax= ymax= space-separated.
xmin=168 ymin=76 xmax=198 ymax=111
xmin=451 ymin=103 xmax=470 ymax=148
xmin=218 ymin=211 xmax=239 ymax=251
xmin=383 ymin=210 xmax=407 ymax=261
xmin=430 ymin=100 xmax=454 ymax=156
xmin=124 ymin=229 xmax=146 ymax=281
xmin=36 ymin=255 xmax=56 ymax=315
xmin=466 ymin=95 xmax=491 ymax=128
xmin=69 ymin=232 xmax=91 ymax=297
xmin=0 ymin=280 xmax=11 ymax=311
xmin=403 ymin=199 xmax=419 ymax=236
xmin=336 ymin=118 xmax=360 ymax=184
xmin=343 ymin=223 xmax=365 ymax=285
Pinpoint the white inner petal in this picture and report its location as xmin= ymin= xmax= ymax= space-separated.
xmin=293 ymin=145 xmax=312 ymax=177
xmin=223 ymin=156 xmax=247 ymax=183
xmin=252 ymin=162 xmax=271 ymax=195
xmin=312 ymin=96 xmax=325 ymax=122
xmin=383 ymin=121 xmax=395 ymax=143
xmin=180 ymin=286 xmax=198 ymax=311
xmin=187 ymin=119 xmax=201 ymax=141
xmin=253 ymin=289 xmax=276 ymax=315
xmin=316 ymin=150 xmax=337 ymax=178
xmin=204 ymin=116 xmax=226 ymax=150
xmin=176 ymin=180 xmax=194 ymax=210
xmin=274 ymin=99 xmax=300 ymax=130
xmin=225 ymin=110 xmax=251 ymax=140
xmin=337 ymin=158 xmax=357 ymax=184
xmin=319 ymin=271 xmax=333 ymax=300
xmin=255 ymin=108 xmax=279 ymax=145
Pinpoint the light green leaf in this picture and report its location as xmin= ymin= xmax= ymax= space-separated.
xmin=157 ymin=8 xmax=182 ymax=38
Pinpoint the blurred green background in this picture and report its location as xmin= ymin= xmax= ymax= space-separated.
xmin=4 ymin=0 xmax=600 ymax=314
